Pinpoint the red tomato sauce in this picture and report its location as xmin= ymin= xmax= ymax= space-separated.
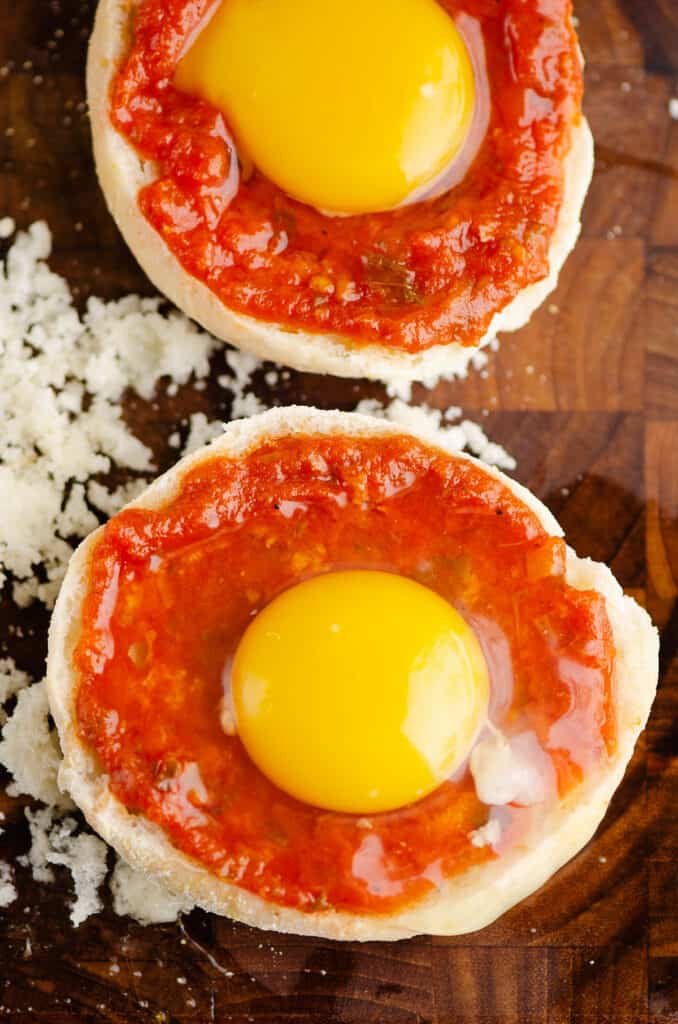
xmin=74 ymin=435 xmax=615 ymax=915
xmin=110 ymin=0 xmax=583 ymax=354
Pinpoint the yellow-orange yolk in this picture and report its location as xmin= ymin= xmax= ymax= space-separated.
xmin=175 ymin=0 xmax=476 ymax=215
xmin=230 ymin=571 xmax=489 ymax=814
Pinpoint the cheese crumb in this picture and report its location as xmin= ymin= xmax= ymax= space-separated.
xmin=354 ymin=398 xmax=516 ymax=470
xmin=221 ymin=350 xmax=267 ymax=419
xmin=110 ymin=860 xmax=193 ymax=925
xmin=384 ymin=378 xmax=413 ymax=403
xmin=0 ymin=657 xmax=31 ymax=725
xmin=24 ymin=807 xmax=108 ymax=925
xmin=0 ymin=217 xmax=15 ymax=239
xmin=86 ymin=479 xmax=147 ymax=519
xmin=0 ymin=861 xmax=17 ymax=908
xmin=0 ymin=222 xmax=218 ymax=607
xmin=232 ymin=390 xmax=267 ymax=420
xmin=182 ymin=413 xmax=225 ymax=455
xmin=0 ymin=682 xmax=70 ymax=808
xmin=670 ymin=98 xmax=678 ymax=120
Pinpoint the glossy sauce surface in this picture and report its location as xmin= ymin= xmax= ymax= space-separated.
xmin=110 ymin=0 xmax=583 ymax=353
xmin=74 ymin=436 xmax=615 ymax=915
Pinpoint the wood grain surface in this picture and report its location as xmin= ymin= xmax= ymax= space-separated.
xmin=0 ymin=1 xmax=677 ymax=1021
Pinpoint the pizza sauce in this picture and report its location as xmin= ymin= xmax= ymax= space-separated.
xmin=109 ymin=0 xmax=583 ymax=353
xmin=74 ymin=435 xmax=615 ymax=915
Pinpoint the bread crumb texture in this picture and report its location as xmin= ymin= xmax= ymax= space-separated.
xmin=0 ymin=219 xmax=514 ymax=927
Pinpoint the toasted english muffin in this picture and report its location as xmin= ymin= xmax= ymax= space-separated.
xmin=46 ymin=408 xmax=658 ymax=940
xmin=87 ymin=0 xmax=594 ymax=383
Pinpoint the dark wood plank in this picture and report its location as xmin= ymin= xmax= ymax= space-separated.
xmin=0 ymin=0 xmax=676 ymax=1022
xmin=644 ymin=254 xmax=678 ymax=418
xmin=583 ymin=68 xmax=671 ymax=241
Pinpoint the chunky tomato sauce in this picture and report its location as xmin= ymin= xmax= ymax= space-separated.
xmin=110 ymin=0 xmax=583 ymax=353
xmin=74 ymin=436 xmax=615 ymax=915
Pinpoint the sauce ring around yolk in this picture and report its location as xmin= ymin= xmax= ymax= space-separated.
xmin=107 ymin=0 xmax=587 ymax=358
xmin=71 ymin=428 xmax=619 ymax=918
xmin=231 ymin=570 xmax=490 ymax=814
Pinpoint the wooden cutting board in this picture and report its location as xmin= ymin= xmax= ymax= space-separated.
xmin=0 ymin=1 xmax=676 ymax=1021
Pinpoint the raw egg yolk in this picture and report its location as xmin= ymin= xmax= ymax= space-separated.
xmin=175 ymin=0 xmax=475 ymax=215
xmin=231 ymin=571 xmax=489 ymax=814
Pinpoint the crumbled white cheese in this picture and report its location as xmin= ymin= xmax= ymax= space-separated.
xmin=0 ymin=629 xmax=186 ymax=930
xmin=354 ymin=398 xmax=516 ymax=470
xmin=459 ymin=419 xmax=516 ymax=470
xmin=470 ymin=348 xmax=489 ymax=371
xmin=0 ymin=657 xmax=31 ymax=725
xmin=384 ymin=378 xmax=413 ymax=403
xmin=231 ymin=390 xmax=267 ymax=420
xmin=0 ymin=860 xmax=17 ymax=908
xmin=222 ymin=349 xmax=261 ymax=389
xmin=0 ymin=222 xmax=219 ymax=607
xmin=182 ymin=413 xmax=225 ymax=455
xmin=670 ymin=98 xmax=678 ymax=120
xmin=379 ymin=398 xmax=446 ymax=436
xmin=85 ymin=479 xmax=148 ymax=519
xmin=220 ymin=350 xmax=267 ymax=419
xmin=24 ymin=806 xmax=109 ymax=925
xmin=0 ymin=682 xmax=70 ymax=808
xmin=0 ymin=217 xmax=15 ymax=240
xmin=110 ymin=859 xmax=194 ymax=925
